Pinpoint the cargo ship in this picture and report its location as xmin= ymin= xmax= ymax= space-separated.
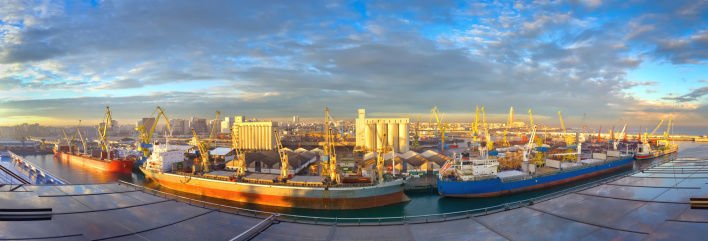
xmin=140 ymin=143 xmax=408 ymax=209
xmin=636 ymin=117 xmax=678 ymax=160
xmin=53 ymin=144 xmax=134 ymax=173
xmin=437 ymin=125 xmax=634 ymax=197
xmin=635 ymin=141 xmax=678 ymax=160
xmin=141 ymin=117 xmax=409 ymax=210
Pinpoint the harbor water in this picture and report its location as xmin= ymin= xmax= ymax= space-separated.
xmin=3 ymin=141 xmax=708 ymax=218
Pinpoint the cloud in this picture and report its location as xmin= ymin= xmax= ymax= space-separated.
xmin=662 ymin=86 xmax=708 ymax=102
xmin=0 ymin=0 xmax=707 ymax=127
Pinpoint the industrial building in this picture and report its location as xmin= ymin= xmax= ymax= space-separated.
xmin=355 ymin=109 xmax=410 ymax=153
xmin=232 ymin=116 xmax=277 ymax=150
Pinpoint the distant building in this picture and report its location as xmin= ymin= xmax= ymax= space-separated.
xmin=293 ymin=116 xmax=299 ymax=124
xmin=221 ymin=117 xmax=234 ymax=134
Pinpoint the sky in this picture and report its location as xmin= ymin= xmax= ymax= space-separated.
xmin=0 ymin=0 xmax=707 ymax=130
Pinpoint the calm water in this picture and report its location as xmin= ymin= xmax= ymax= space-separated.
xmin=3 ymin=141 xmax=708 ymax=218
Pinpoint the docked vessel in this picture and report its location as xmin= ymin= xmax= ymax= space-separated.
xmin=141 ymin=108 xmax=408 ymax=210
xmin=437 ymin=124 xmax=635 ymax=197
xmin=53 ymin=145 xmax=134 ymax=173
xmin=636 ymin=117 xmax=678 ymax=160
xmin=52 ymin=107 xmax=134 ymax=173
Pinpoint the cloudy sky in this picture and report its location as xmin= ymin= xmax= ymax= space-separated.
xmin=1 ymin=0 xmax=707 ymax=130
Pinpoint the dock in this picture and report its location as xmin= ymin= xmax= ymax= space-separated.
xmin=2 ymin=157 xmax=708 ymax=240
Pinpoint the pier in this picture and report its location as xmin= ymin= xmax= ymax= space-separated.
xmin=1 ymin=157 xmax=708 ymax=240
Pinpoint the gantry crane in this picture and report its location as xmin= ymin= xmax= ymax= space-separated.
xmin=614 ymin=124 xmax=626 ymax=150
xmin=230 ymin=126 xmax=246 ymax=175
xmin=77 ymin=120 xmax=87 ymax=155
xmin=98 ymin=107 xmax=113 ymax=152
xmin=502 ymin=107 xmax=513 ymax=147
xmin=431 ymin=106 xmax=449 ymax=152
xmin=273 ymin=129 xmax=290 ymax=179
xmin=136 ymin=106 xmax=172 ymax=160
xmin=208 ymin=111 xmax=221 ymax=148
xmin=191 ymin=128 xmax=210 ymax=174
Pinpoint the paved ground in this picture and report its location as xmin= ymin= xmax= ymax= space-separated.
xmin=2 ymin=158 xmax=708 ymax=240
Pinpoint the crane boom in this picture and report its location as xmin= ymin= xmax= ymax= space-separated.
xmin=482 ymin=107 xmax=493 ymax=150
xmin=528 ymin=109 xmax=534 ymax=130
xmin=473 ymin=106 xmax=480 ymax=142
xmin=209 ymin=111 xmax=221 ymax=146
xmin=137 ymin=106 xmax=172 ymax=157
xmin=649 ymin=120 xmax=664 ymax=137
xmin=99 ymin=107 xmax=113 ymax=151
xmin=664 ymin=116 xmax=673 ymax=140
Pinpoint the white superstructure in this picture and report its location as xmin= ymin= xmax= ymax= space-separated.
xmin=145 ymin=143 xmax=185 ymax=172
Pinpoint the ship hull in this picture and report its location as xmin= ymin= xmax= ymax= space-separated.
xmin=437 ymin=155 xmax=634 ymax=197
xmin=54 ymin=150 xmax=134 ymax=173
xmin=140 ymin=167 xmax=409 ymax=210
xmin=635 ymin=145 xmax=678 ymax=160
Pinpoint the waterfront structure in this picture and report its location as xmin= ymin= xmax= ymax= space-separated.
xmin=232 ymin=117 xmax=277 ymax=150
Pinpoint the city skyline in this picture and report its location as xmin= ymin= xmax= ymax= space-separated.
xmin=1 ymin=1 xmax=707 ymax=128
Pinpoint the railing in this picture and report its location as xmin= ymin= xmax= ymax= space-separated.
xmin=8 ymin=151 xmax=68 ymax=184
xmin=117 ymin=158 xmax=674 ymax=225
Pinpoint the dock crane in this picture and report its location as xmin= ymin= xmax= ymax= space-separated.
xmin=229 ymin=126 xmax=246 ymax=175
xmin=663 ymin=116 xmax=673 ymax=141
xmin=77 ymin=120 xmax=87 ymax=155
xmin=320 ymin=107 xmax=338 ymax=181
xmin=645 ymin=120 xmax=664 ymax=143
xmin=411 ymin=116 xmax=421 ymax=151
xmin=558 ymin=111 xmax=574 ymax=146
xmin=62 ymin=129 xmax=75 ymax=153
xmin=136 ymin=106 xmax=172 ymax=161
xmin=191 ymin=128 xmax=210 ymax=174
xmin=208 ymin=111 xmax=220 ymax=148
xmin=273 ymin=129 xmax=290 ymax=180
xmin=522 ymin=123 xmax=537 ymax=173
xmin=321 ymin=107 xmax=340 ymax=183
xmin=482 ymin=107 xmax=494 ymax=151
xmin=98 ymin=107 xmax=113 ymax=152
xmin=376 ymin=133 xmax=390 ymax=184
xmin=614 ymin=124 xmax=627 ymax=150
xmin=502 ymin=107 xmax=513 ymax=147
xmin=40 ymin=129 xmax=47 ymax=151
xmin=472 ymin=106 xmax=480 ymax=142
xmin=431 ymin=106 xmax=449 ymax=152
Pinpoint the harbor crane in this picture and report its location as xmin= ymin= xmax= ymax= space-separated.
xmin=522 ymin=124 xmax=537 ymax=172
xmin=645 ymin=120 xmax=664 ymax=143
xmin=273 ymin=129 xmax=290 ymax=179
xmin=663 ymin=116 xmax=673 ymax=140
xmin=136 ymin=106 xmax=172 ymax=160
xmin=614 ymin=124 xmax=627 ymax=150
xmin=321 ymin=107 xmax=340 ymax=183
xmin=430 ymin=106 xmax=449 ymax=152
xmin=191 ymin=128 xmax=210 ymax=174
xmin=98 ymin=107 xmax=113 ymax=151
xmin=502 ymin=107 xmax=513 ymax=147
xmin=558 ymin=111 xmax=574 ymax=146
xmin=376 ymin=133 xmax=390 ymax=184
xmin=77 ymin=120 xmax=87 ymax=155
xmin=528 ymin=109 xmax=534 ymax=131
xmin=482 ymin=107 xmax=494 ymax=151
xmin=473 ymin=106 xmax=480 ymax=142
xmin=208 ymin=111 xmax=220 ymax=148
xmin=229 ymin=126 xmax=246 ymax=175
xmin=62 ymin=129 xmax=75 ymax=153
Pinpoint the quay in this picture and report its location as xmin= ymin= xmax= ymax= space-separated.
xmin=2 ymin=157 xmax=708 ymax=240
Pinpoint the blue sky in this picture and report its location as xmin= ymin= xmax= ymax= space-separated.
xmin=0 ymin=0 xmax=707 ymax=128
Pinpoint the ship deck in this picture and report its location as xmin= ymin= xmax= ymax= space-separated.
xmin=3 ymin=157 xmax=708 ymax=240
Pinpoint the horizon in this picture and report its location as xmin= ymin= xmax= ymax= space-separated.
xmin=1 ymin=1 xmax=707 ymax=128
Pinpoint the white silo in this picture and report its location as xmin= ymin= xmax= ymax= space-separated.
xmin=389 ymin=123 xmax=398 ymax=152
xmin=399 ymin=123 xmax=409 ymax=152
